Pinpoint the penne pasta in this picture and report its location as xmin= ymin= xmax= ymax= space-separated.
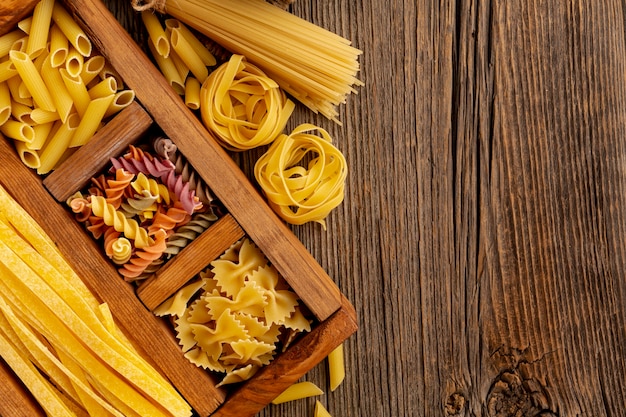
xmin=5 ymin=76 xmax=32 ymax=107
xmin=0 ymin=82 xmax=11 ymax=125
xmin=165 ymin=19 xmax=216 ymax=67
xmin=51 ymin=2 xmax=92 ymax=57
xmin=65 ymin=46 xmax=84 ymax=78
xmin=41 ymin=56 xmax=74 ymax=123
xmin=148 ymin=42 xmax=184 ymax=95
xmin=0 ymin=120 xmax=35 ymax=143
xmin=31 ymin=108 xmax=61 ymax=124
xmin=17 ymin=17 xmax=33 ymax=35
xmin=80 ymin=55 xmax=105 ymax=85
xmin=142 ymin=10 xmax=170 ymax=58
xmin=37 ymin=113 xmax=80 ymax=174
xmin=169 ymin=49 xmax=190 ymax=81
xmin=0 ymin=31 xmax=26 ymax=58
xmin=0 ymin=59 xmax=17 ymax=83
xmin=327 ymin=343 xmax=345 ymax=391
xmin=99 ymin=62 xmax=123 ymax=89
xmin=69 ymin=94 xmax=115 ymax=147
xmin=14 ymin=141 xmax=41 ymax=169
xmin=49 ymin=24 xmax=68 ymax=68
xmin=9 ymin=50 xmax=56 ymax=112
xmin=170 ymin=27 xmax=208 ymax=82
xmin=184 ymin=76 xmax=201 ymax=110
xmin=104 ymin=90 xmax=136 ymax=118
xmin=27 ymin=0 xmax=54 ymax=59
xmin=10 ymin=100 xmax=35 ymax=124
xmin=27 ymin=121 xmax=54 ymax=150
xmin=88 ymin=76 xmax=117 ymax=99
xmin=60 ymin=67 xmax=90 ymax=118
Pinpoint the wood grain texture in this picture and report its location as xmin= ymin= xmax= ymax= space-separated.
xmin=65 ymin=0 xmax=342 ymax=322
xmin=0 ymin=136 xmax=227 ymax=416
xmin=0 ymin=360 xmax=44 ymax=417
xmin=137 ymin=214 xmax=245 ymax=311
xmin=43 ymin=101 xmax=153 ymax=202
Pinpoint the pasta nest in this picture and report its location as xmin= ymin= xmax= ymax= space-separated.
xmin=254 ymin=124 xmax=348 ymax=229
xmin=200 ymin=54 xmax=295 ymax=151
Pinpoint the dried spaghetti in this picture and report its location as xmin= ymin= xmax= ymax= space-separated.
xmin=133 ymin=0 xmax=363 ymax=123
xmin=254 ymin=124 xmax=347 ymax=229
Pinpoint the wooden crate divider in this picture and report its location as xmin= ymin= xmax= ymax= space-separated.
xmin=43 ymin=101 xmax=153 ymax=202
xmin=137 ymin=214 xmax=245 ymax=311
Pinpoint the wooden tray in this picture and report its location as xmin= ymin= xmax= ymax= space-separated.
xmin=0 ymin=1 xmax=357 ymax=416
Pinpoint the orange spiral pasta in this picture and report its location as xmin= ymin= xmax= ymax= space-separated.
xmin=254 ymin=123 xmax=347 ymax=229
xmin=147 ymin=201 xmax=190 ymax=235
xmin=104 ymin=168 xmax=135 ymax=209
xmin=119 ymin=229 xmax=168 ymax=281
xmin=200 ymin=54 xmax=295 ymax=151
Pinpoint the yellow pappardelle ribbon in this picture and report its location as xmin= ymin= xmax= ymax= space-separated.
xmin=200 ymin=54 xmax=295 ymax=151
xmin=254 ymin=124 xmax=347 ymax=229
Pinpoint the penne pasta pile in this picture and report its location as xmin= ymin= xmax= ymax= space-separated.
xmin=0 ymin=0 xmax=135 ymax=174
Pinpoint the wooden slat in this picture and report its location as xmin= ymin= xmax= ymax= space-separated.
xmin=0 ymin=0 xmax=35 ymax=36
xmin=43 ymin=101 xmax=153 ymax=202
xmin=212 ymin=295 xmax=358 ymax=417
xmin=0 ymin=136 xmax=226 ymax=416
xmin=0 ymin=359 xmax=45 ymax=417
xmin=63 ymin=0 xmax=341 ymax=322
xmin=137 ymin=213 xmax=245 ymax=311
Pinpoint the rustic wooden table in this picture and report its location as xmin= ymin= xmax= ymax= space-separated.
xmin=104 ymin=1 xmax=626 ymax=416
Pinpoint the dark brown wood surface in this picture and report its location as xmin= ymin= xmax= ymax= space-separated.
xmin=244 ymin=1 xmax=626 ymax=416
xmin=5 ymin=0 xmax=626 ymax=416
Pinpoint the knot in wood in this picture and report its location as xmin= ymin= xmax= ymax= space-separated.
xmin=486 ymin=370 xmax=557 ymax=417
xmin=445 ymin=393 xmax=466 ymax=415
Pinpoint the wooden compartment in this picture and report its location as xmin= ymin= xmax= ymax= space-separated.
xmin=0 ymin=0 xmax=357 ymax=416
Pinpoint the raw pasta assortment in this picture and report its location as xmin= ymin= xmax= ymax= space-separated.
xmin=0 ymin=0 xmax=134 ymax=174
xmin=0 ymin=0 xmax=357 ymax=415
xmin=141 ymin=11 xmax=351 ymax=228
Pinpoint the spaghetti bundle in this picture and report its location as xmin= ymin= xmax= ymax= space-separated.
xmin=133 ymin=0 xmax=363 ymax=123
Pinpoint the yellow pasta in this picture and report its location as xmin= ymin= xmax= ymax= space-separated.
xmin=164 ymin=19 xmax=216 ymax=67
xmin=0 ymin=30 xmax=25 ymax=58
xmin=254 ymin=124 xmax=347 ymax=228
xmin=5 ymin=75 xmax=31 ymax=107
xmin=0 ymin=120 xmax=34 ymax=143
xmin=69 ymin=94 xmax=115 ymax=147
xmin=65 ymin=45 xmax=84 ymax=77
xmin=200 ymin=54 xmax=295 ymax=151
xmin=0 ymin=82 xmax=10 ymax=125
xmin=169 ymin=49 xmax=190 ymax=81
xmin=104 ymin=90 xmax=136 ymax=118
xmin=27 ymin=120 xmax=54 ymax=150
xmin=60 ymin=67 xmax=90 ymax=118
xmin=37 ymin=113 xmax=80 ymax=174
xmin=149 ymin=42 xmax=185 ymax=95
xmin=41 ymin=55 xmax=74 ymax=123
xmin=31 ymin=107 xmax=61 ymax=124
xmin=51 ymin=2 xmax=92 ymax=56
xmin=327 ymin=343 xmax=345 ymax=391
xmin=14 ymin=141 xmax=41 ymax=169
xmin=9 ymin=50 xmax=56 ymax=112
xmin=80 ymin=55 xmax=105 ymax=85
xmin=184 ymin=76 xmax=200 ymax=110
xmin=48 ymin=24 xmax=68 ymax=68
xmin=10 ymin=100 xmax=35 ymax=124
xmin=142 ymin=10 xmax=170 ymax=58
xmin=270 ymin=381 xmax=323 ymax=404
xmin=17 ymin=17 xmax=32 ymax=35
xmin=170 ymin=27 xmax=208 ymax=82
xmin=314 ymin=400 xmax=333 ymax=417
xmin=89 ymin=195 xmax=154 ymax=248
xmin=0 ymin=59 xmax=18 ymax=83
xmin=27 ymin=0 xmax=54 ymax=58
xmin=88 ymin=76 xmax=117 ymax=99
